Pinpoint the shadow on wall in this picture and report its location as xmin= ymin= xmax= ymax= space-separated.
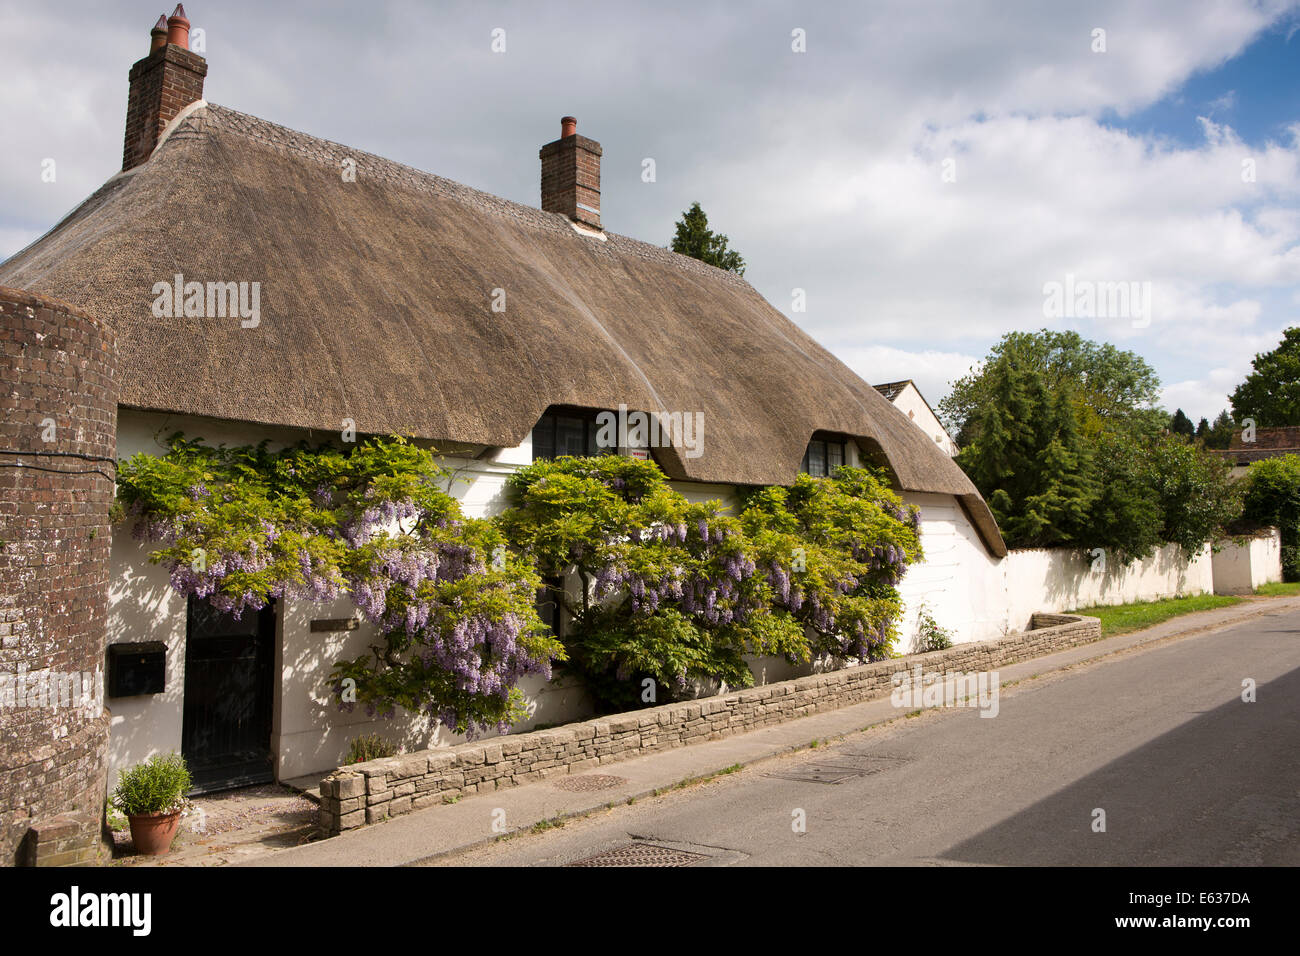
xmin=278 ymin=597 xmax=438 ymax=775
xmin=104 ymin=532 xmax=188 ymax=790
xmin=276 ymin=599 xmax=598 ymax=777
xmin=1023 ymin=542 xmax=1207 ymax=615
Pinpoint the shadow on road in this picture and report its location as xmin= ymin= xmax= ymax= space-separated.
xmin=940 ymin=658 xmax=1300 ymax=866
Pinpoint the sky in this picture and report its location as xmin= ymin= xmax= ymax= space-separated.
xmin=1 ymin=0 xmax=1297 ymax=425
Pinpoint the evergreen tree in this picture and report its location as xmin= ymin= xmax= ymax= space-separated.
xmin=1195 ymin=417 xmax=1210 ymax=441
xmin=1204 ymin=410 xmax=1236 ymax=450
xmin=955 ymin=344 xmax=1098 ymax=548
xmin=1170 ymin=408 xmax=1195 ymax=437
xmin=670 ymin=202 xmax=747 ymax=275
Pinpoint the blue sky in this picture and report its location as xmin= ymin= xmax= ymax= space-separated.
xmin=1110 ymin=21 xmax=1299 ymax=150
xmin=1 ymin=0 xmax=1297 ymax=424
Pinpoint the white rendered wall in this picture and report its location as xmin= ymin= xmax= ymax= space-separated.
xmin=887 ymin=384 xmax=958 ymax=457
xmin=897 ymin=492 xmax=1217 ymax=649
xmin=107 ymin=411 xmax=594 ymax=785
xmin=1211 ymin=530 xmax=1283 ymax=595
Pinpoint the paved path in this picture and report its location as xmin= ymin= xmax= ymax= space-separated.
xmin=246 ymin=596 xmax=1300 ymax=866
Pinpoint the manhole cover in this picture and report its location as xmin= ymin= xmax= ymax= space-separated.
xmin=551 ymin=774 xmax=628 ymax=793
xmin=813 ymin=754 xmax=910 ymax=774
xmin=764 ymin=765 xmax=864 ymax=784
xmin=567 ymin=842 xmax=708 ymax=867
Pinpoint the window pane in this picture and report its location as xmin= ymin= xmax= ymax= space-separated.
xmin=532 ymin=415 xmax=555 ymax=461
xmin=828 ymin=441 xmax=844 ymax=472
xmin=556 ymin=416 xmax=586 ymax=457
xmin=807 ymin=440 xmax=827 ymax=477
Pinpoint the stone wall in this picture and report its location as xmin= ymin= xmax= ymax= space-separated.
xmin=319 ymin=611 xmax=1101 ymax=835
xmin=0 ymin=287 xmax=118 ymax=866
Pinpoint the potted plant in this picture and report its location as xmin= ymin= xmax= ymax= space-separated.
xmin=111 ymin=752 xmax=192 ymax=856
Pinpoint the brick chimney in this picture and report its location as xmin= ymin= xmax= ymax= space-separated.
xmin=539 ymin=116 xmax=602 ymax=230
xmin=122 ymin=5 xmax=207 ymax=171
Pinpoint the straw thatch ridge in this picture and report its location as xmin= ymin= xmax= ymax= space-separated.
xmin=0 ymin=102 xmax=1006 ymax=556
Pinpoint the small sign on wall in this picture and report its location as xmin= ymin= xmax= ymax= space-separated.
xmin=309 ymin=617 xmax=360 ymax=633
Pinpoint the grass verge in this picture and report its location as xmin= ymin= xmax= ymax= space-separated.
xmin=1256 ymin=581 xmax=1300 ymax=597
xmin=1070 ymin=594 xmax=1242 ymax=637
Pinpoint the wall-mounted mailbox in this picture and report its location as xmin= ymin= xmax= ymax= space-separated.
xmin=107 ymin=642 xmax=167 ymax=697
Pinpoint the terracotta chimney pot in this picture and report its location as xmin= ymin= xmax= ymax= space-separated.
xmin=166 ymin=4 xmax=190 ymax=49
xmin=150 ymin=15 xmax=168 ymax=53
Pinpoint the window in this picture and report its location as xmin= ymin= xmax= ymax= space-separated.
xmin=801 ymin=435 xmax=847 ymax=477
xmin=530 ymin=407 xmax=614 ymax=462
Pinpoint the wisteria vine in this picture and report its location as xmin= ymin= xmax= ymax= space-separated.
xmin=114 ymin=434 xmax=561 ymax=735
xmin=117 ymin=435 xmax=923 ymax=728
xmin=500 ymin=455 xmax=922 ymax=711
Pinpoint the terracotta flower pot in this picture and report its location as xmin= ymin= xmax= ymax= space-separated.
xmin=127 ymin=809 xmax=182 ymax=856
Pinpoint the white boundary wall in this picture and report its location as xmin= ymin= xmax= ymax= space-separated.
xmin=1211 ymin=530 xmax=1283 ymax=595
xmin=897 ymin=492 xmax=1216 ymax=649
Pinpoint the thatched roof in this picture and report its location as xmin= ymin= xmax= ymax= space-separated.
xmin=0 ymin=102 xmax=1005 ymax=556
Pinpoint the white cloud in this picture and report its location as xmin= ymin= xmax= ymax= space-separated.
xmin=0 ymin=0 xmax=1296 ymax=428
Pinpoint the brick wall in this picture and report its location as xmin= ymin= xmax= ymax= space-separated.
xmin=319 ymin=611 xmax=1101 ymax=835
xmin=0 ymin=287 xmax=118 ymax=866
xmin=122 ymin=44 xmax=207 ymax=171
xmin=540 ymin=133 xmax=602 ymax=228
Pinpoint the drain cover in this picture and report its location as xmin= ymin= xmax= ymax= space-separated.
xmin=813 ymin=754 xmax=910 ymax=774
xmin=764 ymin=764 xmax=865 ymax=784
xmin=551 ymin=774 xmax=628 ymax=793
xmin=567 ymin=842 xmax=708 ymax=867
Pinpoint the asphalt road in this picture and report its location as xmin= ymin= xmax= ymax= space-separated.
xmin=434 ymin=604 xmax=1300 ymax=866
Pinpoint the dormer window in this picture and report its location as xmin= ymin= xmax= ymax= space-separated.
xmin=531 ymin=407 xmax=614 ymax=462
xmin=801 ymin=434 xmax=847 ymax=477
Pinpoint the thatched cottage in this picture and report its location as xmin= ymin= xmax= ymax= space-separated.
xmin=0 ymin=7 xmax=1007 ymax=802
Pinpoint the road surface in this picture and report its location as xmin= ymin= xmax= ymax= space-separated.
xmin=431 ymin=604 xmax=1300 ymax=866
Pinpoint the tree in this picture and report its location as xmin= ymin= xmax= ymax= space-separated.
xmin=1203 ymin=410 xmax=1236 ymax=450
xmin=1145 ymin=435 xmax=1242 ymax=556
xmin=940 ymin=330 xmax=1161 ymax=446
xmin=670 ymin=202 xmax=747 ymax=275
xmin=948 ymin=331 xmax=1242 ymax=557
xmin=1241 ymin=454 xmax=1300 ymax=581
xmin=1170 ymin=408 xmax=1195 ymax=437
xmin=954 ymin=342 xmax=1098 ymax=548
xmin=1195 ymin=417 xmax=1210 ymax=441
xmin=1230 ymin=327 xmax=1300 ymax=426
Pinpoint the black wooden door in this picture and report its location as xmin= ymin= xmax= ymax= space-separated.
xmin=182 ymin=597 xmax=276 ymax=793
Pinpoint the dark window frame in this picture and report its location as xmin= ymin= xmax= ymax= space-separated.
xmin=801 ymin=434 xmax=848 ymax=478
xmin=530 ymin=406 xmax=617 ymax=462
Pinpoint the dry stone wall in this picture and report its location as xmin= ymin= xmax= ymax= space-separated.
xmin=319 ymin=611 xmax=1100 ymax=835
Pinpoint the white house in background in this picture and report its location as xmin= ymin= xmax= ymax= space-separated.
xmin=874 ymin=380 xmax=959 ymax=457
